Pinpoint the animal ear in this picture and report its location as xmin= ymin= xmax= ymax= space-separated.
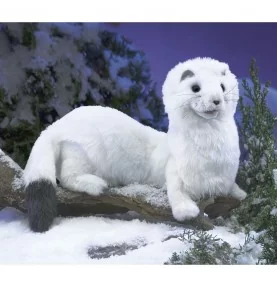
xmin=180 ymin=70 xmax=194 ymax=82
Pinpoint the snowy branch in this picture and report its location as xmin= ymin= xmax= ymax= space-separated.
xmin=0 ymin=149 xmax=240 ymax=231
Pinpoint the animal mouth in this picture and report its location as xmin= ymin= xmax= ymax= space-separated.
xmin=195 ymin=109 xmax=219 ymax=119
xmin=204 ymin=110 xmax=217 ymax=115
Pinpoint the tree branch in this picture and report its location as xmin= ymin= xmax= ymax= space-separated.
xmin=0 ymin=149 xmax=240 ymax=231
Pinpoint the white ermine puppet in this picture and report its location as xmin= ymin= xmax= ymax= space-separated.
xmin=24 ymin=57 xmax=247 ymax=232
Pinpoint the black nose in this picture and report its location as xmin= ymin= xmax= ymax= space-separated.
xmin=213 ymin=100 xmax=220 ymax=105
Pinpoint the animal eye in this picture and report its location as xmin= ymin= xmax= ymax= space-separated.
xmin=191 ymin=84 xmax=201 ymax=93
xmin=221 ymin=83 xmax=225 ymax=92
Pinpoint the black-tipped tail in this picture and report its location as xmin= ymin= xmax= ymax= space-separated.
xmin=25 ymin=180 xmax=57 ymax=233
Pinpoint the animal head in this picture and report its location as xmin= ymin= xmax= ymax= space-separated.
xmin=162 ymin=57 xmax=239 ymax=123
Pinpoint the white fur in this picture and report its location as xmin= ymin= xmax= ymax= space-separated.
xmin=24 ymin=106 xmax=169 ymax=194
xmin=24 ymin=57 xmax=247 ymax=221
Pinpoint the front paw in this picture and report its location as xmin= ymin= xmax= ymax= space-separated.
xmin=172 ymin=201 xmax=200 ymax=222
xmin=231 ymin=187 xmax=247 ymax=201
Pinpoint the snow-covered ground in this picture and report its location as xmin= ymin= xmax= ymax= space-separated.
xmin=0 ymin=207 xmax=260 ymax=264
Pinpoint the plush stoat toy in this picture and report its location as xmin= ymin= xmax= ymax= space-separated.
xmin=24 ymin=57 xmax=247 ymax=232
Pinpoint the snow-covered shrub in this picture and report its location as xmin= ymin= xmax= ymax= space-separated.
xmin=256 ymin=205 xmax=277 ymax=264
xmin=0 ymin=23 xmax=166 ymax=167
xmin=233 ymin=59 xmax=277 ymax=264
xmin=234 ymin=59 xmax=277 ymax=230
xmin=164 ymin=229 xmax=256 ymax=265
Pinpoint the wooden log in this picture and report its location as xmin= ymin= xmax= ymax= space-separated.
xmin=0 ymin=149 xmax=240 ymax=231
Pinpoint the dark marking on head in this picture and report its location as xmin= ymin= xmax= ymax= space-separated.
xmin=221 ymin=70 xmax=226 ymax=76
xmin=25 ymin=179 xmax=57 ymax=233
xmin=180 ymin=70 xmax=194 ymax=82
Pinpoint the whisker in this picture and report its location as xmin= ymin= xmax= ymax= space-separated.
xmin=169 ymin=96 xmax=198 ymax=111
xmin=224 ymin=95 xmax=239 ymax=102
xmin=173 ymin=102 xmax=190 ymax=111
xmin=172 ymin=92 xmax=197 ymax=97
xmin=182 ymin=113 xmax=190 ymax=119
xmin=169 ymin=85 xmax=238 ymax=112
xmin=224 ymin=87 xmax=238 ymax=101
xmin=224 ymin=85 xmax=237 ymax=97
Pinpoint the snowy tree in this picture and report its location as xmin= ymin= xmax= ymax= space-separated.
xmin=0 ymin=23 xmax=166 ymax=167
xmin=235 ymin=59 xmax=277 ymax=230
xmin=234 ymin=59 xmax=277 ymax=264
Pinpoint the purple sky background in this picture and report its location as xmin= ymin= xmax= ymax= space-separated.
xmin=104 ymin=23 xmax=277 ymax=97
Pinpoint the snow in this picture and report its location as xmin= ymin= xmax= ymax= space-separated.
xmin=0 ymin=23 xmax=100 ymax=124
xmin=49 ymin=23 xmax=100 ymax=43
xmin=0 ymin=206 xmax=260 ymax=264
xmin=273 ymin=169 xmax=277 ymax=187
xmin=235 ymin=231 xmax=262 ymax=265
xmin=252 ymin=198 xmax=266 ymax=205
xmin=0 ymin=117 xmax=9 ymax=128
xmin=0 ymin=207 xmax=182 ymax=264
xmin=103 ymin=50 xmax=134 ymax=92
xmin=0 ymin=23 xmax=164 ymax=148
xmin=104 ymin=51 xmax=128 ymax=80
xmin=112 ymin=184 xmax=168 ymax=208
xmin=0 ymin=148 xmax=22 ymax=173
xmin=136 ymin=98 xmax=154 ymax=121
xmin=260 ymin=156 xmax=267 ymax=169
xmin=270 ymin=208 xmax=277 ymax=216
xmin=0 ymin=148 xmax=24 ymax=191
xmin=117 ymin=77 xmax=134 ymax=92
xmin=51 ymin=23 xmax=83 ymax=38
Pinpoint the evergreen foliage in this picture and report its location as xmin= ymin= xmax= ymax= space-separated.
xmin=0 ymin=23 xmax=166 ymax=167
xmin=164 ymin=229 xmax=256 ymax=265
